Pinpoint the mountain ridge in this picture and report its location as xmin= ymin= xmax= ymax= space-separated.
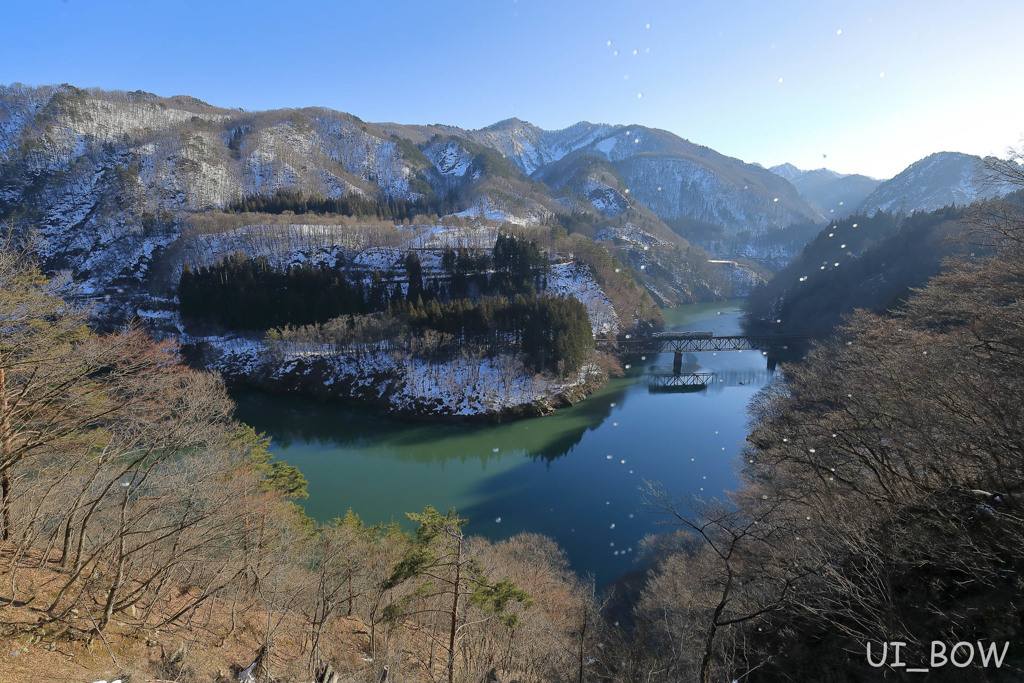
xmin=857 ymin=151 xmax=1013 ymax=215
xmin=5 ymin=82 xmax=1015 ymax=318
xmin=0 ymin=83 xmax=741 ymax=315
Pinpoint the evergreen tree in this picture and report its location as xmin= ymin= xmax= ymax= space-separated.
xmin=404 ymin=251 xmax=424 ymax=303
xmin=384 ymin=506 xmax=531 ymax=683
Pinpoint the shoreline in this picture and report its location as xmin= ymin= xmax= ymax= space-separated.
xmin=200 ymin=339 xmax=614 ymax=424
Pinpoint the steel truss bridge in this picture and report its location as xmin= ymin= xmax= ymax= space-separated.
xmin=614 ymin=331 xmax=804 ymax=372
xmin=608 ymin=331 xmax=806 ymax=393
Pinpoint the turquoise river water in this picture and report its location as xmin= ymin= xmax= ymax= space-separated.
xmin=232 ymin=301 xmax=775 ymax=586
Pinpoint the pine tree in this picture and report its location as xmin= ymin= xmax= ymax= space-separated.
xmin=404 ymin=252 xmax=424 ymax=303
xmin=384 ymin=507 xmax=531 ymax=683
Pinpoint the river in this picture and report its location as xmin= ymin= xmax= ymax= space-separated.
xmin=232 ymin=301 xmax=777 ymax=586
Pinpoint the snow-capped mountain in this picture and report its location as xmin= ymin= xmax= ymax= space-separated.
xmin=388 ymin=120 xmax=824 ymax=235
xmin=768 ymin=162 xmax=805 ymax=183
xmin=0 ymin=83 xmax=825 ymax=315
xmin=769 ymin=164 xmax=881 ymax=219
xmin=857 ymin=152 xmax=1012 ymax=215
xmin=530 ymin=126 xmax=825 ymax=233
xmin=0 ymin=85 xmax=436 ymax=283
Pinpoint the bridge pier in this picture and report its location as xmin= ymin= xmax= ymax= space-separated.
xmin=766 ymin=352 xmax=778 ymax=371
xmin=673 ymin=351 xmax=682 ymax=375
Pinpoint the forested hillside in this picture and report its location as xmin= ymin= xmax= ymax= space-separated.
xmin=744 ymin=203 xmax=986 ymax=338
xmin=5 ymin=173 xmax=1022 ymax=682
xmin=1 ymin=83 xmax=737 ymax=417
xmin=0 ymin=242 xmax=605 ymax=683
xmin=597 ymin=175 xmax=1024 ymax=682
xmin=180 ymin=233 xmax=594 ymax=376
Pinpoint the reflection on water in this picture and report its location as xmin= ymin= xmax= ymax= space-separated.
xmin=232 ymin=300 xmax=777 ymax=586
xmin=241 ymin=381 xmax=625 ymax=464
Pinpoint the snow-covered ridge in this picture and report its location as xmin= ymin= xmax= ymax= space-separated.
xmin=499 ymin=123 xmax=824 ymax=233
xmin=313 ymin=115 xmax=413 ymax=199
xmin=769 ymin=163 xmax=844 ymax=183
xmin=467 ymin=119 xmax=616 ymax=175
xmin=2 ymin=86 xmax=421 ymax=220
xmin=859 ymin=152 xmax=1014 ymax=215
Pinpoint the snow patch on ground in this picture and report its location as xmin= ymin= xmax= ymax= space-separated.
xmin=596 ymin=223 xmax=671 ymax=248
xmin=581 ymin=179 xmax=628 ymax=216
xmin=594 ymin=136 xmax=618 ymax=157
xmin=547 ymin=262 xmax=620 ymax=336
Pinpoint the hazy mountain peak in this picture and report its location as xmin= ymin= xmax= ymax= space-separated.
xmin=771 ymin=163 xmax=848 ymax=181
xmin=769 ymin=162 xmax=803 ymax=181
xmin=770 ymin=163 xmax=881 ymax=219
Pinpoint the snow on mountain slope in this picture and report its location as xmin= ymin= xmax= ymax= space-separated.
xmin=455 ymin=196 xmax=549 ymax=225
xmin=546 ymin=261 xmax=620 ymax=336
xmin=581 ymin=179 xmax=630 ymax=217
xmin=768 ymin=162 xmax=804 ymax=182
xmin=540 ymin=121 xmax=619 ymax=168
xmin=532 ymin=153 xmax=632 ymax=218
xmin=463 ymin=119 xmax=615 ymax=175
xmin=615 ymin=153 xmax=816 ymax=233
xmin=0 ymin=84 xmax=53 ymax=158
xmin=1 ymin=86 xmax=421 ymax=214
xmin=858 ymin=152 xmax=1013 ymax=215
xmin=386 ymin=118 xmax=823 ymax=239
xmin=532 ymin=126 xmax=824 ymax=233
xmin=425 ymin=141 xmax=474 ymax=177
xmin=0 ymin=86 xmax=434 ymax=289
xmin=312 ymin=113 xmax=416 ymax=199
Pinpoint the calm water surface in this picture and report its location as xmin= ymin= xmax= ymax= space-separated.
xmin=233 ymin=301 xmax=776 ymax=585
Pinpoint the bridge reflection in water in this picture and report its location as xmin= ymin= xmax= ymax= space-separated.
xmin=647 ymin=368 xmax=776 ymax=393
xmin=616 ymin=331 xmax=803 ymax=370
xmin=647 ymin=371 xmax=715 ymax=393
xmin=626 ymin=331 xmax=796 ymax=394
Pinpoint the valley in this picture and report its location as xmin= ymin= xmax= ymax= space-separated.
xmin=2 ymin=79 xmax=1023 ymax=682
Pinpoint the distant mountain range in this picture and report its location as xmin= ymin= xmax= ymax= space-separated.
xmin=770 ymin=152 xmax=1014 ymax=220
xmin=769 ymin=164 xmax=880 ymax=220
xmin=383 ymin=116 xmax=827 ymax=233
xmin=0 ymin=83 xmax=1017 ymax=315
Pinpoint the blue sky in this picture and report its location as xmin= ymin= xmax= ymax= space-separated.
xmin=2 ymin=0 xmax=1022 ymax=178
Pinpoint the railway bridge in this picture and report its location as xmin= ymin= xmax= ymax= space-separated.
xmin=619 ymin=330 xmax=804 ymax=372
xmin=609 ymin=331 xmax=805 ymax=393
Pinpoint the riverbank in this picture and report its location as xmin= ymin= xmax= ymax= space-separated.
xmin=196 ymin=336 xmax=613 ymax=422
